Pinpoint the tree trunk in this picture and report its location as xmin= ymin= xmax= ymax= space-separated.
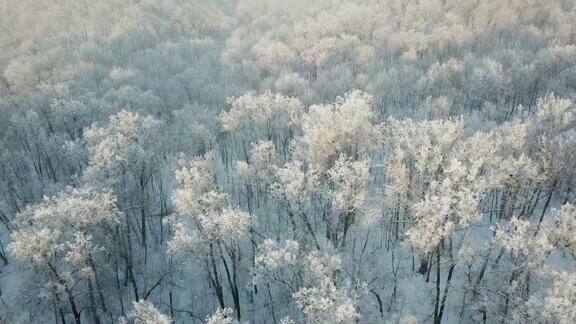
xmin=433 ymin=246 xmax=441 ymax=324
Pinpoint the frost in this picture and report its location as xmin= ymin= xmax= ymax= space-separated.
xmin=125 ymin=300 xmax=171 ymax=324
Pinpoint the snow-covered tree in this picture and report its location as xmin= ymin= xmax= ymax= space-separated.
xmin=123 ymin=300 xmax=172 ymax=324
xmin=10 ymin=186 xmax=121 ymax=323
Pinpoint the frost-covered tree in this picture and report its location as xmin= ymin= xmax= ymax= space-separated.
xmin=169 ymin=152 xmax=253 ymax=319
xmin=10 ymin=187 xmax=121 ymax=323
xmin=123 ymin=300 xmax=171 ymax=324
xmin=254 ymin=239 xmax=361 ymax=323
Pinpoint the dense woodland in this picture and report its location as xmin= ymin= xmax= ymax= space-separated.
xmin=1 ymin=0 xmax=576 ymax=323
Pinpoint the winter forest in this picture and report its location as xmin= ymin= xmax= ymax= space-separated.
xmin=0 ymin=0 xmax=576 ymax=323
